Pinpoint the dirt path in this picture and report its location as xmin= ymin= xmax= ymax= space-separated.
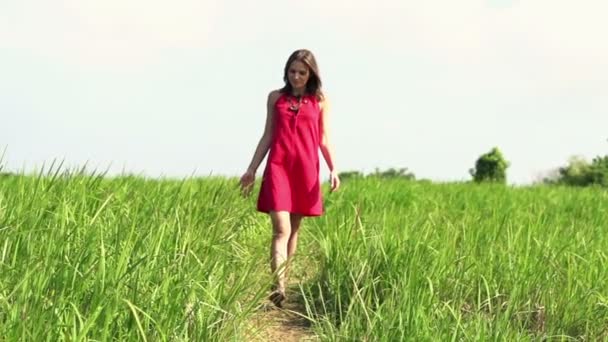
xmin=248 ymin=290 xmax=315 ymax=341
xmin=246 ymin=256 xmax=318 ymax=341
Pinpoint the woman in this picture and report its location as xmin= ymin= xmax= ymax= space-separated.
xmin=240 ymin=49 xmax=340 ymax=307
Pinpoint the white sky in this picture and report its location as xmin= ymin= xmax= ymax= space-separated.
xmin=1 ymin=0 xmax=607 ymax=184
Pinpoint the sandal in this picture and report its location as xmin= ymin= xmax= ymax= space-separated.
xmin=268 ymin=289 xmax=286 ymax=308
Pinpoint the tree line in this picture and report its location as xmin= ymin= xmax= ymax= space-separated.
xmin=339 ymin=146 xmax=608 ymax=187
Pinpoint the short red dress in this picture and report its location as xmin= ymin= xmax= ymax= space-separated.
xmin=257 ymin=92 xmax=323 ymax=216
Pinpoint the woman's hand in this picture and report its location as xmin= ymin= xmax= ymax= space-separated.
xmin=329 ymin=171 xmax=340 ymax=192
xmin=240 ymin=169 xmax=256 ymax=197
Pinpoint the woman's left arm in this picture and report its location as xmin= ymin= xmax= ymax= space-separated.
xmin=319 ymin=96 xmax=340 ymax=192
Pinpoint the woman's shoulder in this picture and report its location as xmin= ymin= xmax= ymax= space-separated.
xmin=266 ymin=89 xmax=283 ymax=110
xmin=317 ymin=92 xmax=329 ymax=112
xmin=268 ymin=89 xmax=283 ymax=102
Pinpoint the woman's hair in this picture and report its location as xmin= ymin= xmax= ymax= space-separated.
xmin=280 ymin=49 xmax=324 ymax=100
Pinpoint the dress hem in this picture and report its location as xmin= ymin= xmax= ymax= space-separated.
xmin=256 ymin=207 xmax=323 ymax=217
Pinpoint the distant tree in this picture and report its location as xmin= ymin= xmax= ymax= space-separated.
xmin=470 ymin=147 xmax=509 ymax=184
xmin=369 ymin=167 xmax=415 ymax=180
xmin=338 ymin=170 xmax=364 ymax=181
xmin=548 ymin=155 xmax=608 ymax=187
xmin=338 ymin=168 xmax=416 ymax=181
xmin=550 ymin=156 xmax=591 ymax=186
xmin=587 ymin=155 xmax=608 ymax=186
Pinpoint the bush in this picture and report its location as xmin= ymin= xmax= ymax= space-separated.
xmin=338 ymin=168 xmax=415 ymax=181
xmin=470 ymin=147 xmax=509 ymax=184
xmin=548 ymin=155 xmax=608 ymax=187
xmin=338 ymin=171 xmax=364 ymax=181
xmin=368 ymin=167 xmax=415 ymax=180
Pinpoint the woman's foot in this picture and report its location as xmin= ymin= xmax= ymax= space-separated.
xmin=268 ymin=288 xmax=286 ymax=308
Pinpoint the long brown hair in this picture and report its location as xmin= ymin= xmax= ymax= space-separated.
xmin=280 ymin=49 xmax=324 ymax=101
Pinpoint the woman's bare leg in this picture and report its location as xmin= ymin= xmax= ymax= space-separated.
xmin=285 ymin=214 xmax=304 ymax=281
xmin=269 ymin=211 xmax=291 ymax=299
xmin=288 ymin=214 xmax=304 ymax=259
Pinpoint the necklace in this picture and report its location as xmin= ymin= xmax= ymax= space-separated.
xmin=287 ymin=95 xmax=303 ymax=115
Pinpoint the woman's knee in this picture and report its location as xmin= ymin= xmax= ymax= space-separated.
xmin=290 ymin=214 xmax=304 ymax=232
xmin=270 ymin=211 xmax=291 ymax=239
xmin=273 ymin=227 xmax=290 ymax=241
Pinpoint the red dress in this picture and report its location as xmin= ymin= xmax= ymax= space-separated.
xmin=257 ymin=92 xmax=323 ymax=216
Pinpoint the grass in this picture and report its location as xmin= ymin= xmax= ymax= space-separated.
xmin=302 ymin=178 xmax=608 ymax=340
xmin=1 ymin=167 xmax=607 ymax=340
xmin=0 ymin=168 xmax=271 ymax=340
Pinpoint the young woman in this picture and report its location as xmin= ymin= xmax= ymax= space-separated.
xmin=240 ymin=49 xmax=339 ymax=307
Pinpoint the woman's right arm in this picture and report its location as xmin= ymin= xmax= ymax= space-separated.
xmin=245 ymin=90 xmax=280 ymax=173
xmin=240 ymin=90 xmax=280 ymax=195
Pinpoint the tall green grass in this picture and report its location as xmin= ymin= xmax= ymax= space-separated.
xmin=0 ymin=167 xmax=272 ymax=340
xmin=1 ymin=168 xmax=607 ymax=340
xmin=302 ymin=178 xmax=608 ymax=340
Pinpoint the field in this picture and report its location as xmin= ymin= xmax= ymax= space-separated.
xmin=1 ymin=169 xmax=607 ymax=340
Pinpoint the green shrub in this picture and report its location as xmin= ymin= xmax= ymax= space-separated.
xmin=470 ymin=147 xmax=509 ymax=184
xmin=368 ymin=167 xmax=415 ymax=180
xmin=338 ymin=168 xmax=415 ymax=181
xmin=337 ymin=170 xmax=364 ymax=181
xmin=549 ymin=155 xmax=608 ymax=187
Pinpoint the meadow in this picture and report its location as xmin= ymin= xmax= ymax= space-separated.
xmin=1 ymin=168 xmax=607 ymax=340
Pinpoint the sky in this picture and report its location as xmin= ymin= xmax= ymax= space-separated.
xmin=1 ymin=0 xmax=607 ymax=184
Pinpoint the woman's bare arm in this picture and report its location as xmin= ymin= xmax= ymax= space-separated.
xmin=246 ymin=90 xmax=280 ymax=173
xmin=319 ymin=96 xmax=340 ymax=191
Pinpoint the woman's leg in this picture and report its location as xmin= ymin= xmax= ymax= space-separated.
xmin=269 ymin=211 xmax=291 ymax=296
xmin=288 ymin=214 xmax=304 ymax=258
xmin=285 ymin=214 xmax=304 ymax=282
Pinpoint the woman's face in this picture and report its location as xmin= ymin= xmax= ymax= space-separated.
xmin=287 ymin=60 xmax=310 ymax=91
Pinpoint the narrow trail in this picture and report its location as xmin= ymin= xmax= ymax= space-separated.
xmin=248 ymin=291 xmax=315 ymax=341
xmin=246 ymin=255 xmax=319 ymax=341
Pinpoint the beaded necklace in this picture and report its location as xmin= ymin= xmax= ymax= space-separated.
xmin=287 ymin=95 xmax=303 ymax=115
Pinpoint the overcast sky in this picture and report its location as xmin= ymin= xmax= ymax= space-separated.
xmin=1 ymin=0 xmax=606 ymax=184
